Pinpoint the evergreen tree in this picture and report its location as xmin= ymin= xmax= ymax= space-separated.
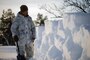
xmin=36 ymin=13 xmax=48 ymax=26
xmin=0 ymin=9 xmax=15 ymax=45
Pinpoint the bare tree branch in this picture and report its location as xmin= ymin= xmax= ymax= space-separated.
xmin=64 ymin=0 xmax=90 ymax=13
xmin=40 ymin=0 xmax=90 ymax=18
xmin=40 ymin=5 xmax=58 ymax=17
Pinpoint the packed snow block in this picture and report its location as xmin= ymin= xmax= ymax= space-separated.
xmin=45 ymin=20 xmax=52 ymax=35
xmin=63 ymin=13 xmax=90 ymax=60
xmin=35 ymin=13 xmax=90 ymax=60
xmin=63 ymin=13 xmax=90 ymax=31
xmin=35 ymin=26 xmax=45 ymax=48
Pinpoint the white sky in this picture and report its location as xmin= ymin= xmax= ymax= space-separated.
xmin=0 ymin=0 xmax=63 ymax=20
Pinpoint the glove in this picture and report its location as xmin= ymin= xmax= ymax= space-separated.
xmin=32 ymin=37 xmax=35 ymax=42
xmin=13 ymin=35 xmax=19 ymax=42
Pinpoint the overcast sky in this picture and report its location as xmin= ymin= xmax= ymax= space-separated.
xmin=0 ymin=0 xmax=63 ymax=20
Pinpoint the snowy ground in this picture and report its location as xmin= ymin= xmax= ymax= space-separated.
xmin=0 ymin=46 xmax=16 ymax=60
xmin=0 ymin=13 xmax=90 ymax=60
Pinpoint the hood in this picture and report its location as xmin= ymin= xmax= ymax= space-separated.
xmin=17 ymin=12 xmax=25 ymax=18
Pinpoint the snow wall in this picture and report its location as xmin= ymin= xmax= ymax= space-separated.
xmin=34 ymin=13 xmax=90 ymax=60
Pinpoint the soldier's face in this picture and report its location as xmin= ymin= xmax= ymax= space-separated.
xmin=23 ymin=11 xmax=28 ymax=16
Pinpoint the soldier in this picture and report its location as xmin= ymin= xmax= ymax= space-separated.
xmin=11 ymin=5 xmax=36 ymax=60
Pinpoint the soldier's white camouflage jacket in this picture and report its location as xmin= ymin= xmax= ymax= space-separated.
xmin=11 ymin=13 xmax=36 ymax=41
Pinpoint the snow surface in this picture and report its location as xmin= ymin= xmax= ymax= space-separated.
xmin=0 ymin=13 xmax=90 ymax=60
xmin=0 ymin=46 xmax=17 ymax=60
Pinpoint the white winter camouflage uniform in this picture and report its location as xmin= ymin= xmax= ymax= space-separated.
xmin=11 ymin=13 xmax=36 ymax=60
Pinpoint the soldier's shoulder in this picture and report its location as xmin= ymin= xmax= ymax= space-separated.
xmin=12 ymin=17 xmax=20 ymax=23
xmin=28 ymin=16 xmax=32 ymax=20
xmin=15 ymin=15 xmax=21 ymax=19
xmin=15 ymin=15 xmax=23 ymax=21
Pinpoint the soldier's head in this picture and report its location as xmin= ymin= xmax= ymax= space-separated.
xmin=20 ymin=5 xmax=28 ymax=16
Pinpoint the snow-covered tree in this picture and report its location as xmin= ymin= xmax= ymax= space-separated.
xmin=35 ymin=13 xmax=48 ymax=26
xmin=0 ymin=9 xmax=15 ymax=45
